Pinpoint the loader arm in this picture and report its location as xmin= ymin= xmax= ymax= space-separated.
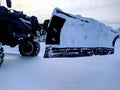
xmin=6 ymin=0 xmax=11 ymax=8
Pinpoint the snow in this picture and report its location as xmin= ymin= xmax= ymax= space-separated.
xmin=0 ymin=7 xmax=120 ymax=90
xmin=0 ymin=39 xmax=120 ymax=90
xmin=48 ymin=8 xmax=118 ymax=48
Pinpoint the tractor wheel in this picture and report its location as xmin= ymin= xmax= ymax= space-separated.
xmin=19 ymin=40 xmax=40 ymax=56
xmin=0 ymin=47 xmax=4 ymax=66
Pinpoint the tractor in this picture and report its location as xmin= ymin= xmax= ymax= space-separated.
xmin=0 ymin=0 xmax=41 ymax=65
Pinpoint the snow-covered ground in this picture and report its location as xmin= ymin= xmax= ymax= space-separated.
xmin=0 ymin=7 xmax=120 ymax=90
xmin=0 ymin=38 xmax=120 ymax=90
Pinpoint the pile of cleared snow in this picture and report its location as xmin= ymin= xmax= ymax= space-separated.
xmin=115 ymin=28 xmax=120 ymax=34
xmin=49 ymin=8 xmax=118 ymax=48
xmin=114 ymin=38 xmax=120 ymax=55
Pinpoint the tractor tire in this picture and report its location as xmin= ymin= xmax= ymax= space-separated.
xmin=0 ymin=57 xmax=4 ymax=66
xmin=19 ymin=40 xmax=40 ymax=56
xmin=0 ymin=47 xmax=4 ymax=66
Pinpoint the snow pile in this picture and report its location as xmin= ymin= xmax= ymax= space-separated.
xmin=115 ymin=28 xmax=120 ymax=35
xmin=49 ymin=8 xmax=118 ymax=48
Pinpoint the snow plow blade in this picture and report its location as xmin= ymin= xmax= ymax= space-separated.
xmin=44 ymin=47 xmax=114 ymax=58
xmin=44 ymin=8 xmax=118 ymax=58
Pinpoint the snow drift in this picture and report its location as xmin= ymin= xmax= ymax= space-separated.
xmin=44 ymin=8 xmax=119 ymax=57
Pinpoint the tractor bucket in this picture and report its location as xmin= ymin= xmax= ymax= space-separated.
xmin=44 ymin=8 xmax=118 ymax=58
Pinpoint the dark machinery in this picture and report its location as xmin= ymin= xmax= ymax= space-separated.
xmin=0 ymin=0 xmax=41 ymax=65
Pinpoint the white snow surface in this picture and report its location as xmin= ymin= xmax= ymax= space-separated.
xmin=0 ymin=39 xmax=120 ymax=90
xmin=0 ymin=8 xmax=120 ymax=90
xmin=49 ymin=8 xmax=118 ymax=48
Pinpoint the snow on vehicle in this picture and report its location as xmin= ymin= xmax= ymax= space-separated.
xmin=0 ymin=0 xmax=40 ymax=57
xmin=44 ymin=8 xmax=119 ymax=58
